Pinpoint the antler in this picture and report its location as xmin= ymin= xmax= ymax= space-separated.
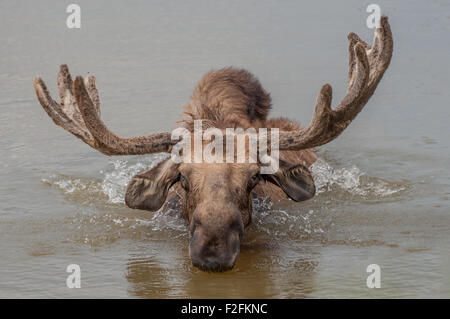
xmin=278 ymin=16 xmax=393 ymax=151
xmin=34 ymin=65 xmax=176 ymax=155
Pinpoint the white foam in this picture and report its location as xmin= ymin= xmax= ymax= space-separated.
xmin=310 ymin=158 xmax=406 ymax=197
xmin=100 ymin=154 xmax=169 ymax=203
xmin=42 ymin=156 xmax=406 ymax=238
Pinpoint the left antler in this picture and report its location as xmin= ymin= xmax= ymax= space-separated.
xmin=278 ymin=16 xmax=393 ymax=151
xmin=34 ymin=65 xmax=177 ymax=155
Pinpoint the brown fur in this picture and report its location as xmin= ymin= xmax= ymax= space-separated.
xmin=163 ymin=68 xmax=317 ymax=221
xmin=181 ymin=68 xmax=272 ymax=130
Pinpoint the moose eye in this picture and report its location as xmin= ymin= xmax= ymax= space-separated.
xmin=250 ymin=173 xmax=260 ymax=182
xmin=248 ymin=173 xmax=260 ymax=190
xmin=179 ymin=174 xmax=189 ymax=189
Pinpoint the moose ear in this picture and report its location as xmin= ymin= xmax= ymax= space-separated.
xmin=262 ymin=160 xmax=315 ymax=202
xmin=125 ymin=159 xmax=180 ymax=211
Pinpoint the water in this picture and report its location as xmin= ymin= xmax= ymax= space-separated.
xmin=1 ymin=0 xmax=449 ymax=298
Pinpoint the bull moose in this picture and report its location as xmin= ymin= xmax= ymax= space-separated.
xmin=34 ymin=17 xmax=393 ymax=272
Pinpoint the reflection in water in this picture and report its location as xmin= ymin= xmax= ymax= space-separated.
xmin=125 ymin=241 xmax=318 ymax=298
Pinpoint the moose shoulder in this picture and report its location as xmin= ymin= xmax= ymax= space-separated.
xmin=34 ymin=17 xmax=393 ymax=272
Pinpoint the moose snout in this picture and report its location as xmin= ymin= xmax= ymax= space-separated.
xmin=189 ymin=215 xmax=243 ymax=272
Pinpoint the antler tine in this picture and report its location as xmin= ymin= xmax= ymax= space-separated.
xmin=364 ymin=16 xmax=393 ymax=99
xmin=35 ymin=77 xmax=69 ymax=125
xmin=278 ymin=16 xmax=393 ymax=151
xmin=84 ymin=75 xmax=101 ymax=117
xmin=332 ymin=41 xmax=370 ymax=123
xmin=73 ymin=76 xmax=177 ymax=155
xmin=34 ymin=76 xmax=98 ymax=146
xmin=57 ymin=64 xmax=74 ymax=103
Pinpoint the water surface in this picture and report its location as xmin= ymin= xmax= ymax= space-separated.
xmin=0 ymin=0 xmax=449 ymax=298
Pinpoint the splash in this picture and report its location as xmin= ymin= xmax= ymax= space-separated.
xmin=41 ymin=156 xmax=407 ymax=244
xmin=41 ymin=175 xmax=105 ymax=203
xmin=100 ymin=153 xmax=169 ymax=203
xmin=251 ymin=196 xmax=325 ymax=240
xmin=43 ymin=156 xmax=406 ymax=204
xmin=310 ymin=158 xmax=406 ymax=198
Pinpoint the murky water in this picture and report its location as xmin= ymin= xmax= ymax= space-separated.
xmin=1 ymin=0 xmax=449 ymax=298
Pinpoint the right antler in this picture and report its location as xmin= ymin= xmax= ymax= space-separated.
xmin=278 ymin=16 xmax=393 ymax=151
xmin=34 ymin=65 xmax=176 ymax=155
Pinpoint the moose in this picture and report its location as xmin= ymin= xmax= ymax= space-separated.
xmin=34 ymin=17 xmax=393 ymax=272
